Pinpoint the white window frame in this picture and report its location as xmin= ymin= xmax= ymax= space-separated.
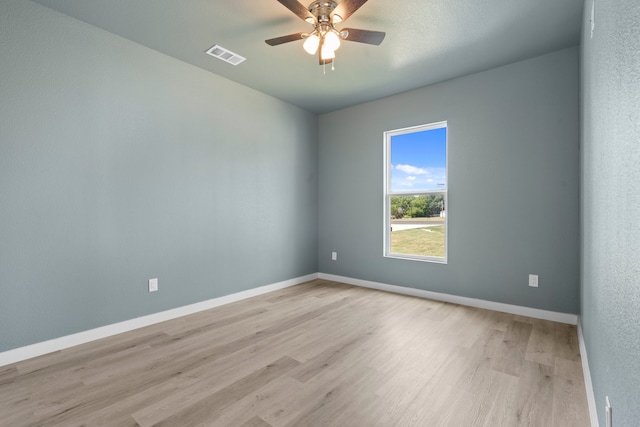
xmin=384 ymin=121 xmax=448 ymax=264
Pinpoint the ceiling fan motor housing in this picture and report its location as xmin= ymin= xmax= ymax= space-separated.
xmin=308 ymin=1 xmax=338 ymax=24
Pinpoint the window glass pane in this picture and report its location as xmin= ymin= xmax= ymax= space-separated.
xmin=390 ymin=127 xmax=446 ymax=192
xmin=389 ymin=195 xmax=446 ymax=258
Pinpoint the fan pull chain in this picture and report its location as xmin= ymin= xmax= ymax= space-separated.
xmin=321 ymin=58 xmax=335 ymax=75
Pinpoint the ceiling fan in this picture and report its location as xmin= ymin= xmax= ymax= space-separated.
xmin=265 ymin=0 xmax=385 ymax=68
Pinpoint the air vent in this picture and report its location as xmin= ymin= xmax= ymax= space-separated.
xmin=205 ymin=44 xmax=246 ymax=66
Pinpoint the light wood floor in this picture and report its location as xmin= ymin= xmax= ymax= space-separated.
xmin=0 ymin=280 xmax=590 ymax=426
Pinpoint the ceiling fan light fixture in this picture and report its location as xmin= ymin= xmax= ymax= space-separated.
xmin=265 ymin=0 xmax=386 ymax=68
xmin=303 ymin=33 xmax=320 ymax=54
xmin=324 ymin=30 xmax=341 ymax=51
xmin=320 ymin=44 xmax=335 ymax=60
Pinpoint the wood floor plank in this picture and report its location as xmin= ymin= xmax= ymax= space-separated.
xmin=124 ymin=298 xmax=374 ymax=424
xmin=11 ymin=294 xmax=362 ymax=425
xmin=260 ymin=337 xmax=394 ymax=425
xmin=0 ymin=365 xmax=19 ymax=386
xmin=525 ymin=318 xmax=557 ymax=366
xmin=290 ymin=325 xmax=375 ymax=383
xmin=390 ymin=383 xmax=454 ymax=426
xmin=14 ymin=331 xmax=170 ymax=377
xmin=491 ymin=320 xmax=533 ymax=377
xmin=512 ymin=360 xmax=555 ymax=426
xmin=373 ymin=346 xmax=452 ymax=425
xmin=137 ymin=356 xmax=300 ymax=427
xmin=281 ymin=364 xmax=379 ymax=427
xmin=553 ymin=323 xmax=582 ymax=362
xmin=371 ymin=345 xmax=473 ymax=425
xmin=552 ymin=357 xmax=590 ymax=427
xmin=0 ymin=280 xmax=590 ymax=426
xmin=238 ymin=415 xmax=273 ymax=427
xmin=208 ymin=376 xmax=304 ymax=427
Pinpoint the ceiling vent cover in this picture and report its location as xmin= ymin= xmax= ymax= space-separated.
xmin=205 ymin=44 xmax=246 ymax=66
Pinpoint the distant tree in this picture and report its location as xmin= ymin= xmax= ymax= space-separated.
xmin=391 ymin=195 xmax=444 ymax=219
xmin=411 ymin=196 xmax=427 ymax=217
xmin=425 ymin=194 xmax=445 ymax=216
xmin=391 ymin=196 xmax=413 ymax=219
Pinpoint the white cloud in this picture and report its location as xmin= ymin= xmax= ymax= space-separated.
xmin=396 ymin=164 xmax=428 ymax=175
xmin=390 ymin=165 xmax=447 ymax=192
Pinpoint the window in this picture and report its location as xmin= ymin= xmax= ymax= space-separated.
xmin=384 ymin=121 xmax=448 ymax=263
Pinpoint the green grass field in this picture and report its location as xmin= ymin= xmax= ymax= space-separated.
xmin=390 ymin=226 xmax=445 ymax=257
xmin=391 ymin=217 xmax=444 ymax=223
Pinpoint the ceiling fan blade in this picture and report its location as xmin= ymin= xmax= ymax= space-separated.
xmin=341 ymin=28 xmax=385 ymax=45
xmin=333 ymin=0 xmax=368 ymax=22
xmin=265 ymin=32 xmax=306 ymax=46
xmin=276 ymin=0 xmax=314 ymax=22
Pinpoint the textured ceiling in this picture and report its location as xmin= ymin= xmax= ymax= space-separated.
xmin=30 ymin=0 xmax=584 ymax=114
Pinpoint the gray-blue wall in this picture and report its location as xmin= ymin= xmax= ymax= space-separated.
xmin=0 ymin=0 xmax=318 ymax=352
xmin=318 ymin=47 xmax=580 ymax=314
xmin=580 ymin=0 xmax=640 ymax=424
xmin=6 ymin=0 xmax=640 ymax=421
xmin=1 ymin=0 xmax=592 ymax=371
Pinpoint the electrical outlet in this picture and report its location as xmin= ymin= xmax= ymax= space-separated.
xmin=331 ymin=251 xmax=337 ymax=261
xmin=149 ymin=278 xmax=158 ymax=292
xmin=605 ymin=396 xmax=612 ymax=427
xmin=528 ymin=274 xmax=539 ymax=288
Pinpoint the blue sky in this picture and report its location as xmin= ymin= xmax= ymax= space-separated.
xmin=390 ymin=127 xmax=447 ymax=192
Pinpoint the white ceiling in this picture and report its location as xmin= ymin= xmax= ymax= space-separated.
xmin=30 ymin=0 xmax=584 ymax=114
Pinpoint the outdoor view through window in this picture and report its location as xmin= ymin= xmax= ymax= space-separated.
xmin=384 ymin=122 xmax=447 ymax=263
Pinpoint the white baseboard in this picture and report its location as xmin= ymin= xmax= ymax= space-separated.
xmin=0 ymin=272 xmax=580 ymax=368
xmin=318 ymin=273 xmax=578 ymax=325
xmin=578 ymin=318 xmax=599 ymax=427
xmin=0 ymin=273 xmax=318 ymax=367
